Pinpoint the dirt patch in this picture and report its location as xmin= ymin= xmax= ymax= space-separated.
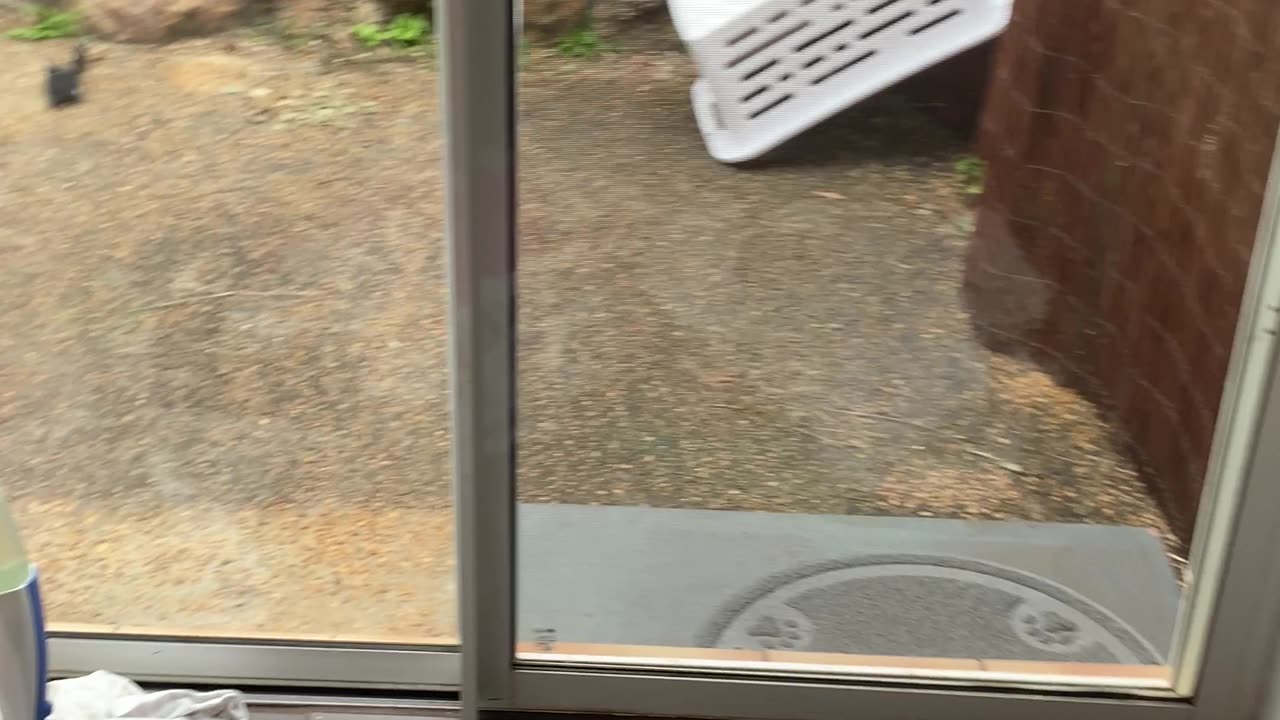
xmin=164 ymin=53 xmax=253 ymax=91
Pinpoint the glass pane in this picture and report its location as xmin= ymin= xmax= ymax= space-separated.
xmin=515 ymin=0 xmax=1279 ymax=690
xmin=0 ymin=7 xmax=454 ymax=645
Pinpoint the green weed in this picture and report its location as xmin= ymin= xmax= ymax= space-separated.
xmin=352 ymin=13 xmax=430 ymax=48
xmin=955 ymin=155 xmax=986 ymax=197
xmin=5 ymin=5 xmax=81 ymax=41
xmin=351 ymin=22 xmax=382 ymax=46
xmin=555 ymin=27 xmax=609 ymax=58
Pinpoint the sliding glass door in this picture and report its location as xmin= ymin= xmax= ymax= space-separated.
xmin=445 ymin=0 xmax=1280 ymax=717
xmin=7 ymin=0 xmax=1277 ymax=712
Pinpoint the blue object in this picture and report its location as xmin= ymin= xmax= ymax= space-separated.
xmin=0 ymin=489 xmax=49 ymax=720
xmin=29 ymin=571 xmax=53 ymax=720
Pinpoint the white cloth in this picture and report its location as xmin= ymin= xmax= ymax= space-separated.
xmin=45 ymin=672 xmax=248 ymax=720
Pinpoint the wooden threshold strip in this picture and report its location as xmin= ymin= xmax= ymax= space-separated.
xmin=516 ymin=642 xmax=1173 ymax=686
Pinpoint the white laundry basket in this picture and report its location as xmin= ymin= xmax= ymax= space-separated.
xmin=667 ymin=0 xmax=1014 ymax=163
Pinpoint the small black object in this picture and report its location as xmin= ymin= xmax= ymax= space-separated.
xmin=47 ymin=42 xmax=87 ymax=108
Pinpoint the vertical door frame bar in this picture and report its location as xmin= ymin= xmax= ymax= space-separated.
xmin=1179 ymin=126 xmax=1280 ymax=714
xmin=441 ymin=0 xmax=519 ymax=714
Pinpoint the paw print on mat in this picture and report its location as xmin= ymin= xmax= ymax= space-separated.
xmin=1020 ymin=609 xmax=1080 ymax=648
xmin=745 ymin=614 xmax=806 ymax=650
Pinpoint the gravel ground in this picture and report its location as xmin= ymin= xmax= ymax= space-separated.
xmin=0 ymin=31 xmax=1172 ymax=643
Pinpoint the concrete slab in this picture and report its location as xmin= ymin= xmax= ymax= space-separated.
xmin=518 ymin=504 xmax=1180 ymax=663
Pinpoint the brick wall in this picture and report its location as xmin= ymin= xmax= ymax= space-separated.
xmin=964 ymin=0 xmax=1280 ymax=539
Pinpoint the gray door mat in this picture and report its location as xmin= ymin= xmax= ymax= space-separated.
xmin=518 ymin=504 xmax=1179 ymax=663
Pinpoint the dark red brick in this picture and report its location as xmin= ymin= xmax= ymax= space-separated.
xmin=965 ymin=0 xmax=1280 ymax=540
